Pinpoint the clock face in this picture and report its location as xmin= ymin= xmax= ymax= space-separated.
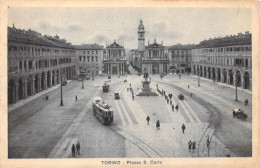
xmin=111 ymin=49 xmax=118 ymax=59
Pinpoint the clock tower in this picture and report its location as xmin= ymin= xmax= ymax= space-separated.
xmin=138 ymin=20 xmax=145 ymax=51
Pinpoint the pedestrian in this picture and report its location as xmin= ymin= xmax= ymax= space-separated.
xmin=188 ymin=85 xmax=190 ymax=89
xmin=76 ymin=142 xmax=80 ymax=155
xmin=132 ymin=95 xmax=134 ymax=101
xmin=167 ymin=98 xmax=169 ymax=104
xmin=71 ymin=144 xmax=76 ymax=157
xmin=156 ymin=120 xmax=160 ymax=129
xmin=207 ymin=136 xmax=210 ymax=148
xmin=182 ymin=124 xmax=186 ymax=134
xmin=146 ymin=115 xmax=150 ymax=125
xmin=170 ymin=100 xmax=172 ymax=105
xmin=188 ymin=140 xmax=192 ymax=152
xmin=130 ymin=83 xmax=131 ymax=87
xmin=175 ymin=105 xmax=179 ymax=111
xmin=75 ymin=95 xmax=78 ymax=101
xmin=192 ymin=141 xmax=196 ymax=150
xmin=190 ymin=92 xmax=192 ymax=97
xmin=172 ymin=105 xmax=175 ymax=112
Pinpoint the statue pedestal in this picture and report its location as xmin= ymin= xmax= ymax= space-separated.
xmin=137 ymin=80 xmax=158 ymax=96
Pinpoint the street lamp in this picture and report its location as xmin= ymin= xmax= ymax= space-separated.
xmin=235 ymin=72 xmax=239 ymax=102
xmin=60 ymin=69 xmax=64 ymax=106
xmin=81 ymin=74 xmax=84 ymax=89
xmin=198 ymin=71 xmax=200 ymax=87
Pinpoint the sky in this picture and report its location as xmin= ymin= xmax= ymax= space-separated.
xmin=8 ymin=7 xmax=251 ymax=49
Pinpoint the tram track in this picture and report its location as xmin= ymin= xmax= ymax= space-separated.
xmin=110 ymin=126 xmax=163 ymax=158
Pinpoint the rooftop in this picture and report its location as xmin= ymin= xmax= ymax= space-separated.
xmin=146 ymin=39 xmax=164 ymax=49
xmin=8 ymin=25 xmax=74 ymax=49
xmin=74 ymin=43 xmax=104 ymax=50
xmin=168 ymin=44 xmax=196 ymax=50
xmin=196 ymin=31 xmax=251 ymax=48
xmin=106 ymin=40 xmax=124 ymax=48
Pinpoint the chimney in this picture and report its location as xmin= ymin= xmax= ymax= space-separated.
xmin=245 ymin=31 xmax=249 ymax=34
xmin=148 ymin=40 xmax=150 ymax=45
xmin=161 ymin=41 xmax=163 ymax=45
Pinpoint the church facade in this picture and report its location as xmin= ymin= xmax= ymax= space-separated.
xmin=103 ymin=40 xmax=127 ymax=75
xmin=136 ymin=20 xmax=169 ymax=74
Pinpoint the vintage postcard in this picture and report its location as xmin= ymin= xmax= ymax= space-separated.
xmin=0 ymin=0 xmax=259 ymax=168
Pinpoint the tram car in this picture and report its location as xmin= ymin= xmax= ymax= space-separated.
xmin=93 ymin=97 xmax=113 ymax=125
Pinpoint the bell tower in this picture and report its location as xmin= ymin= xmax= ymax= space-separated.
xmin=138 ymin=20 xmax=145 ymax=51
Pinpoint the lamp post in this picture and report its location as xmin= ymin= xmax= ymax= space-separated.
xmin=235 ymin=73 xmax=238 ymax=102
xmin=198 ymin=71 xmax=200 ymax=87
xmin=81 ymin=74 xmax=84 ymax=89
xmin=60 ymin=69 xmax=64 ymax=106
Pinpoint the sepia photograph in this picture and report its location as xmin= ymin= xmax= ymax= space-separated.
xmin=0 ymin=1 xmax=259 ymax=167
xmin=6 ymin=6 xmax=254 ymax=159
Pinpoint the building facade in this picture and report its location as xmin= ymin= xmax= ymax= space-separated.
xmin=168 ymin=44 xmax=195 ymax=73
xmin=131 ymin=20 xmax=168 ymax=74
xmin=142 ymin=39 xmax=168 ymax=74
xmin=8 ymin=26 xmax=76 ymax=104
xmin=103 ymin=40 xmax=127 ymax=75
xmin=74 ymin=44 xmax=104 ymax=78
xmin=191 ymin=32 xmax=252 ymax=90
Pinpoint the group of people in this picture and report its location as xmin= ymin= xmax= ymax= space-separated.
xmin=43 ymin=95 xmax=49 ymax=101
xmin=188 ymin=140 xmax=196 ymax=151
xmin=127 ymin=83 xmax=135 ymax=101
xmin=160 ymin=89 xmax=179 ymax=112
xmin=146 ymin=115 xmax=160 ymax=130
xmin=71 ymin=142 xmax=81 ymax=157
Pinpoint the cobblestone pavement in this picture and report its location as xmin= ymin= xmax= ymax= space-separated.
xmin=153 ymin=73 xmax=252 ymax=157
xmin=8 ymin=70 xmax=252 ymax=158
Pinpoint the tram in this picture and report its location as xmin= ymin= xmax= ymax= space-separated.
xmin=93 ymin=97 xmax=113 ymax=125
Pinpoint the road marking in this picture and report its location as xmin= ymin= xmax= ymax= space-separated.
xmin=119 ymin=99 xmax=134 ymax=125
xmin=182 ymin=100 xmax=202 ymax=123
xmin=115 ymin=100 xmax=126 ymax=125
xmin=53 ymin=138 xmax=71 ymax=158
xmin=62 ymin=137 xmax=78 ymax=158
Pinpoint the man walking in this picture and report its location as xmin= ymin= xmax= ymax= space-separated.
xmin=188 ymin=140 xmax=192 ymax=152
xmin=172 ymin=105 xmax=175 ymax=112
xmin=146 ymin=115 xmax=150 ymax=125
xmin=75 ymin=95 xmax=78 ymax=102
xmin=76 ymin=142 xmax=80 ymax=155
xmin=182 ymin=124 xmax=186 ymax=134
xmin=175 ymin=105 xmax=179 ymax=111
xmin=192 ymin=141 xmax=196 ymax=150
xmin=188 ymin=85 xmax=190 ymax=89
xmin=71 ymin=144 xmax=76 ymax=157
